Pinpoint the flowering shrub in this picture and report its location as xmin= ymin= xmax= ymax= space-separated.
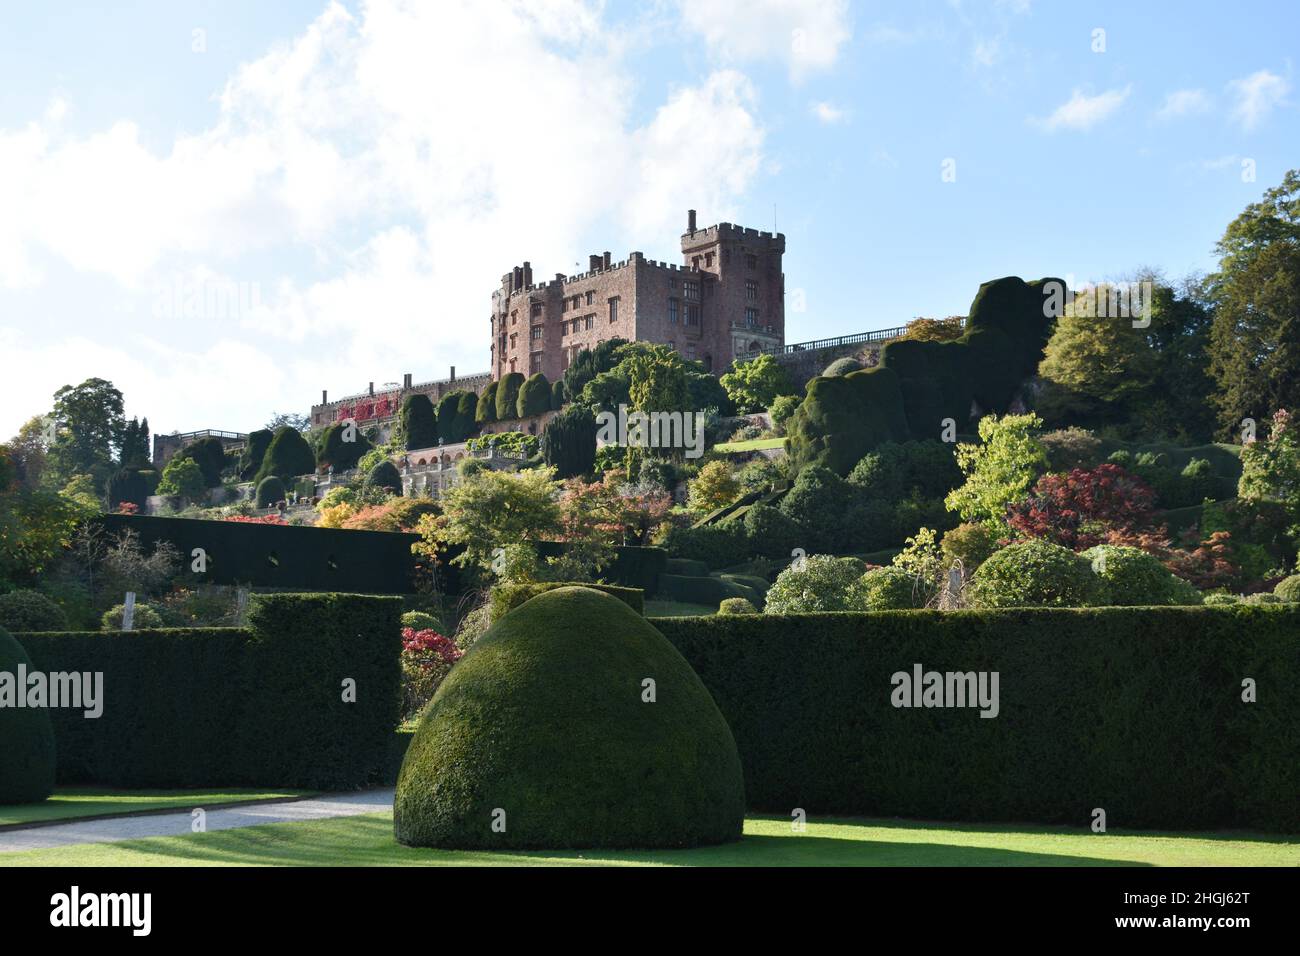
xmin=400 ymin=626 xmax=463 ymax=720
xmin=115 ymin=501 xmax=140 ymax=515
xmin=1007 ymin=464 xmax=1156 ymax=550
xmin=224 ymin=514 xmax=288 ymax=524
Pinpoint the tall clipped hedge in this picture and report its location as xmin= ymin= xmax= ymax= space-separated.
xmin=255 ymin=426 xmax=316 ymax=483
xmin=0 ymin=625 xmax=56 ymax=803
xmin=496 ymin=372 xmax=525 ymax=421
xmin=474 ymin=381 xmax=499 ymax=425
xmin=317 ymin=421 xmax=373 ymax=471
xmin=178 ymin=435 xmax=227 ymax=487
xmin=542 ymin=404 xmax=598 ymax=478
xmin=402 ymin=394 xmax=439 ymax=450
xmin=240 ymin=428 xmax=274 ymax=480
xmin=517 ymin=373 xmax=551 ymax=418
xmin=788 ymin=276 xmax=1061 ymax=475
xmin=94 ymin=513 xmax=419 ymax=593
xmin=15 ymin=593 xmax=402 ymax=789
xmin=654 ymin=606 xmax=1300 ymax=832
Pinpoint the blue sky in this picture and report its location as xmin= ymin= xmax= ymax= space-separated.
xmin=1 ymin=0 xmax=1296 ymax=438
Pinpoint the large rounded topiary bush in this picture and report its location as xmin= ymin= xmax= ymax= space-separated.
xmin=0 ymin=589 xmax=69 ymax=633
xmin=846 ymin=566 xmax=925 ymax=610
xmin=394 ymin=586 xmax=744 ymax=849
xmin=1274 ymin=575 xmax=1300 ymax=603
xmin=1082 ymin=545 xmax=1201 ymax=606
xmin=0 ymin=626 xmax=57 ymax=803
xmin=967 ymin=540 xmax=1105 ymax=608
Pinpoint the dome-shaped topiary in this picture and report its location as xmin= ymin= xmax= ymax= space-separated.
xmin=718 ymin=597 xmax=757 ymax=615
xmin=365 ymin=460 xmax=403 ymax=495
xmin=0 ymin=626 xmax=57 ymax=803
xmin=255 ymin=475 xmax=286 ymax=508
xmin=401 ymin=611 xmax=441 ymax=631
xmin=1274 ymin=575 xmax=1300 ymax=603
xmin=846 ymin=566 xmax=925 ymax=610
xmin=823 ymin=356 xmax=863 ymax=377
xmin=1081 ymin=545 xmax=1202 ymax=606
xmin=394 ymin=586 xmax=744 ymax=849
xmin=101 ymin=603 xmax=165 ymax=630
xmin=967 ymin=540 xmax=1105 ymax=608
xmin=0 ymin=589 xmax=69 ymax=633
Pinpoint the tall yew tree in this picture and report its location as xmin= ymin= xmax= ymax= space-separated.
xmin=1208 ymin=169 xmax=1300 ymax=433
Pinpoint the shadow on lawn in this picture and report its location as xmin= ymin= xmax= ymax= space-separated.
xmin=774 ymin=815 xmax=1300 ymax=846
xmin=96 ymin=816 xmax=1148 ymax=867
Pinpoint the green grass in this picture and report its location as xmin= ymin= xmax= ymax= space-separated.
xmin=0 ymin=788 xmax=313 ymax=828
xmin=644 ymin=599 xmax=716 ymax=617
xmin=4 ymin=812 xmax=1295 ymax=867
xmin=713 ymin=437 xmax=786 ymax=453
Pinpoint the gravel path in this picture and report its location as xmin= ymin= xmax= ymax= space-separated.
xmin=0 ymin=788 xmax=395 ymax=853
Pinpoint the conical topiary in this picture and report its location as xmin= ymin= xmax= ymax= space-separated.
xmin=0 ymin=626 xmax=57 ymax=804
xmin=394 ymin=586 xmax=745 ymax=849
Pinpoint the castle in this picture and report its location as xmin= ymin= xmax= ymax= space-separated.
xmin=303 ymin=210 xmax=787 ymax=435
xmin=491 ymin=210 xmax=785 ymax=380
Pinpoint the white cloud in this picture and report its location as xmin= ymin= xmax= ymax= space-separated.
xmin=678 ymin=0 xmax=852 ymax=81
xmin=971 ymin=35 xmax=1003 ymax=68
xmin=810 ymin=100 xmax=847 ymax=123
xmin=1156 ymin=88 xmax=1211 ymax=120
xmin=1035 ymin=86 xmax=1131 ymax=132
xmin=1228 ymin=69 xmax=1289 ymax=130
xmin=0 ymin=0 xmax=768 ymax=437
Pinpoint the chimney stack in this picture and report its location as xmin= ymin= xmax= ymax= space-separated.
xmin=368 ymin=382 xmax=374 ymax=396
xmin=602 ymin=251 xmax=611 ymax=270
xmin=687 ymin=209 xmax=697 ymax=234
xmin=322 ymin=389 xmax=328 ymax=405
xmin=403 ymin=373 xmax=412 ymax=389
xmin=589 ymin=254 xmax=602 ymax=272
xmin=512 ymin=265 xmax=523 ymax=291
xmin=522 ymin=261 xmax=533 ymax=287
xmin=450 ymin=365 xmax=456 ymax=382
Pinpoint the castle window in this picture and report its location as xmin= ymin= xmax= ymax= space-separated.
xmin=509 ymin=332 xmax=517 ymax=348
xmin=586 ymin=291 xmax=594 ymax=306
xmin=531 ymin=302 xmax=542 ymax=318
xmin=509 ymin=358 xmax=517 ymax=372
xmin=686 ymin=304 xmax=700 ymax=326
xmin=745 ymin=308 xmax=759 ymax=327
xmin=531 ymin=325 xmax=544 ymax=341
xmin=746 ymin=280 xmax=758 ymax=301
xmin=511 ymin=310 xmax=517 ymax=325
xmin=668 ymin=297 xmax=679 ymax=324
xmin=687 ymin=343 xmax=696 ymax=360
xmin=561 ymin=298 xmax=568 ymax=313
xmin=705 ymin=252 xmax=714 ymax=268
xmin=746 ymin=254 xmax=757 ymax=270
xmin=608 ymin=297 xmax=619 ymax=323
xmin=585 ymin=314 xmax=594 ymax=330
xmin=560 ymin=321 xmax=567 ymax=337
xmin=530 ymin=352 xmax=543 ymax=373
xmin=684 ymin=280 xmax=700 ymax=301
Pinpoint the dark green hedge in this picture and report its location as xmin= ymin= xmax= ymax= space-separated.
xmin=490 ymin=581 xmax=643 ymax=621
xmin=95 ymin=513 xmax=419 ymax=593
xmin=655 ymin=606 xmax=1300 ymax=832
xmin=16 ymin=593 xmax=402 ymax=790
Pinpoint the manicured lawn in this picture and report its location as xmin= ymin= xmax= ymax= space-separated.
xmin=5 ymin=812 xmax=1296 ymax=866
xmin=713 ymin=437 xmax=786 ymax=453
xmin=644 ymin=599 xmax=716 ymax=617
xmin=0 ymin=788 xmax=313 ymax=828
